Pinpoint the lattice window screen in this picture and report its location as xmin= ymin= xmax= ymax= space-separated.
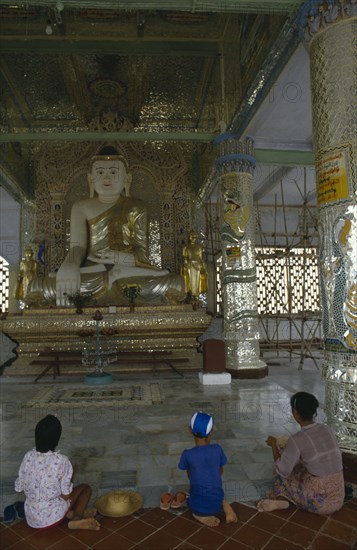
xmin=288 ymin=249 xmax=320 ymax=314
xmin=256 ymin=247 xmax=320 ymax=315
xmin=256 ymin=249 xmax=289 ymax=315
xmin=0 ymin=256 xmax=9 ymax=312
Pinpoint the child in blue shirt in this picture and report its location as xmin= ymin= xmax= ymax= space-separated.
xmin=178 ymin=411 xmax=237 ymax=527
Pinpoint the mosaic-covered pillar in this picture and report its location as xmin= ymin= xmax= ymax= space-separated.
xmin=21 ymin=199 xmax=37 ymax=254
xmin=214 ymin=134 xmax=267 ymax=378
xmin=161 ymin=191 xmax=176 ymax=272
xmin=298 ymin=1 xmax=357 ymax=452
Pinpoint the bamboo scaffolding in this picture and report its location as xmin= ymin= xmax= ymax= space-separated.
xmin=256 ymin=167 xmax=321 ymax=368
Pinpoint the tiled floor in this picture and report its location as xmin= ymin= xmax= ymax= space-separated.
xmin=1 ymin=498 xmax=357 ymax=549
xmin=1 ymin=354 xmax=356 ymax=549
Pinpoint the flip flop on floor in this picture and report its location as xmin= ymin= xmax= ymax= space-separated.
xmin=160 ymin=492 xmax=174 ymax=510
xmin=171 ymin=492 xmax=188 ymax=509
xmin=3 ymin=504 xmax=16 ymax=525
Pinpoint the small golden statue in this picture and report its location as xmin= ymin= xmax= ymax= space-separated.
xmin=15 ymin=247 xmax=38 ymax=300
xmin=181 ymin=230 xmax=208 ymax=298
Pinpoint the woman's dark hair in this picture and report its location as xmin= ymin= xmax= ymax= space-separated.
xmin=290 ymin=392 xmax=319 ymax=421
xmin=35 ymin=415 xmax=62 ymax=453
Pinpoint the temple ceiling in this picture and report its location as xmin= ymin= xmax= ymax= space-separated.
xmin=0 ymin=2 xmax=302 ymax=200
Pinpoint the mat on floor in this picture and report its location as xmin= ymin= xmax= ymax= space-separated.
xmin=23 ymin=382 xmax=162 ymax=408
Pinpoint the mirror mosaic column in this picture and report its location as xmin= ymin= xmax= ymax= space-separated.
xmin=298 ymin=1 xmax=357 ymax=453
xmin=214 ymin=134 xmax=267 ymax=379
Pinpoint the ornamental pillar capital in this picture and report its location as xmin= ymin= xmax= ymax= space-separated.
xmin=297 ymin=0 xmax=357 ymax=47
xmin=214 ymin=134 xmax=255 ymax=175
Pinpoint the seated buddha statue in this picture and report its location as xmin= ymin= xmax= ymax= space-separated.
xmin=27 ymin=146 xmax=184 ymax=307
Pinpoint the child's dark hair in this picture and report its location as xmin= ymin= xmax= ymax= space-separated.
xmin=290 ymin=392 xmax=319 ymax=421
xmin=35 ymin=415 xmax=62 ymax=453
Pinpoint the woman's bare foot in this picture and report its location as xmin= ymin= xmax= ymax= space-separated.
xmin=257 ymin=499 xmax=289 ymax=512
xmin=66 ymin=510 xmax=74 ymax=520
xmin=223 ymin=500 xmax=237 ymax=523
xmin=68 ymin=518 xmax=101 ymax=530
xmin=192 ymin=514 xmax=220 ymax=527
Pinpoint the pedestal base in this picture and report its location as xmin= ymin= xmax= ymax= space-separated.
xmin=227 ymin=365 xmax=268 ymax=379
xmin=1 ymin=305 xmax=212 ymax=376
xmin=84 ymin=371 xmax=113 ymax=385
xmin=342 ymin=451 xmax=357 ymax=485
xmin=198 ymin=371 xmax=231 ymax=385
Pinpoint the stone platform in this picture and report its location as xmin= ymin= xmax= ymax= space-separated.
xmin=0 ymin=304 xmax=211 ymax=376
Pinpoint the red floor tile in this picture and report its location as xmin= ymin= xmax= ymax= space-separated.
xmin=25 ymin=526 xmax=68 ymax=550
xmin=48 ymin=535 xmax=88 ymax=549
xmin=321 ymin=519 xmax=357 ymax=545
xmin=173 ymin=543 xmax=203 ymax=550
xmin=269 ymin=504 xmax=297 ymax=520
xmin=161 ymin=515 xmax=201 ymax=540
xmin=289 ymin=508 xmax=328 ymax=531
xmin=277 ymin=521 xmax=316 ymax=547
xmin=115 ymin=518 xmax=156 ymax=543
xmin=96 ymin=514 xmax=135 ymax=532
xmin=247 ymin=512 xmax=286 ymax=534
xmin=264 ymin=535 xmax=305 ymax=549
xmin=330 ymin=506 xmax=357 ymax=526
xmin=218 ymin=540 xmax=252 ymax=550
xmin=231 ymin=503 xmax=258 ymax=523
xmin=186 ymin=526 xmax=228 ymax=550
xmin=139 ymin=507 xmax=175 ymax=528
xmin=232 ymin=523 xmax=273 ymax=548
xmin=213 ymin=518 xmax=242 ymax=538
xmin=7 ymin=520 xmax=35 ymax=539
xmin=137 ymin=529 xmax=183 ymax=549
xmin=63 ymin=524 xmax=112 ymax=546
xmin=4 ymin=540 xmax=38 ymax=550
xmin=92 ymin=530 xmax=136 ymax=549
xmin=0 ymin=527 xmax=21 ymax=550
xmin=311 ymin=534 xmax=353 ymax=549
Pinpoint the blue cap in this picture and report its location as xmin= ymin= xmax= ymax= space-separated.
xmin=190 ymin=412 xmax=214 ymax=438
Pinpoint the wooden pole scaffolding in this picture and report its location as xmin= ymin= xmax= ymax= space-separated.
xmin=256 ymin=170 xmax=321 ymax=368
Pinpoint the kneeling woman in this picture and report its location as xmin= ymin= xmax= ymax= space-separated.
xmin=258 ymin=392 xmax=344 ymax=515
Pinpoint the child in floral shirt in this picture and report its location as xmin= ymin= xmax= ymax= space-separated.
xmin=15 ymin=414 xmax=100 ymax=530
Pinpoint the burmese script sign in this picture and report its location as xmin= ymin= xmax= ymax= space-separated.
xmin=316 ymin=148 xmax=349 ymax=205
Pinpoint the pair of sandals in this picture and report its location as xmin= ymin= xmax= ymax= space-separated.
xmin=160 ymin=491 xmax=188 ymax=511
xmin=3 ymin=501 xmax=25 ymax=525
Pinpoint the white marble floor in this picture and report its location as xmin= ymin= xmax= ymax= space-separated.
xmin=0 ymin=354 xmax=326 ymax=513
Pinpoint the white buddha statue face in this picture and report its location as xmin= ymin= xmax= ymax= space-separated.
xmin=89 ymin=159 xmax=127 ymax=199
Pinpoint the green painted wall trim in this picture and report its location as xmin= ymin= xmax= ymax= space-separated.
xmin=0 ymin=131 xmax=215 ymax=143
xmin=0 ymin=39 xmax=219 ymax=56
xmin=255 ymin=149 xmax=314 ymax=166
xmin=0 ymin=0 xmax=302 ymax=14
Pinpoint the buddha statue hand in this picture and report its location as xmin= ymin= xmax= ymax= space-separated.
xmin=56 ymin=262 xmax=81 ymax=306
